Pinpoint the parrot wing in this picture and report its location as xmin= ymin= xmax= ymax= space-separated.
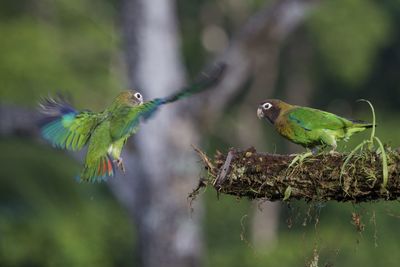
xmin=109 ymin=63 xmax=226 ymax=140
xmin=79 ymin=120 xmax=115 ymax=182
xmin=286 ymin=107 xmax=352 ymax=131
xmin=161 ymin=62 xmax=226 ymax=104
xmin=39 ymin=96 xmax=102 ymax=151
xmin=109 ymin=100 xmax=161 ymax=140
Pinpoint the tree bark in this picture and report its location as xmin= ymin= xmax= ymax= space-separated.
xmin=195 ymin=147 xmax=400 ymax=202
xmin=118 ymin=0 xmax=202 ymax=267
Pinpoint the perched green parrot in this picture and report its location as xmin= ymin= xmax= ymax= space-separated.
xmin=39 ymin=63 xmax=225 ymax=182
xmin=257 ymin=99 xmax=373 ymax=151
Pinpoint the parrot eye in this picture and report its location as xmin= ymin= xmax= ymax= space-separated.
xmin=134 ymin=92 xmax=142 ymax=100
xmin=262 ymin=103 xmax=272 ymax=110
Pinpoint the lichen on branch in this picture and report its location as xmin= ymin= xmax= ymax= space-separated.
xmin=193 ymin=147 xmax=400 ymax=202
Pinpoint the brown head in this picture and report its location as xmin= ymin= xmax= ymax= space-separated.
xmin=257 ymin=99 xmax=292 ymax=124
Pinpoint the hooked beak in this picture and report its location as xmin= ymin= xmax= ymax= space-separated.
xmin=257 ymin=107 xmax=264 ymax=119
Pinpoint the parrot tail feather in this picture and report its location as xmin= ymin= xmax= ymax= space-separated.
xmin=79 ymin=155 xmax=115 ymax=183
xmin=349 ymin=119 xmax=376 ymax=128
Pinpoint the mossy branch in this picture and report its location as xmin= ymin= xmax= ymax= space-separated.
xmin=193 ymin=147 xmax=400 ymax=202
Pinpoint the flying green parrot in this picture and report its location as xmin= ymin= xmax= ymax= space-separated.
xmin=39 ymin=63 xmax=225 ymax=182
xmin=257 ymin=99 xmax=373 ymax=152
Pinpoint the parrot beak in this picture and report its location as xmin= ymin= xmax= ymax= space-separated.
xmin=257 ymin=107 xmax=264 ymax=119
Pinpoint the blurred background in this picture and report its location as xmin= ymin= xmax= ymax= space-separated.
xmin=1 ymin=0 xmax=400 ymax=266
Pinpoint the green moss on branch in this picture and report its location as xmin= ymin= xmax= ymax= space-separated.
xmin=194 ymin=147 xmax=400 ymax=202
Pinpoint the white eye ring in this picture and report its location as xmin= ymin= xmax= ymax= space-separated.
xmin=134 ymin=92 xmax=142 ymax=100
xmin=262 ymin=103 xmax=272 ymax=110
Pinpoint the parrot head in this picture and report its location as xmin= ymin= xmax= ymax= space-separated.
xmin=113 ymin=90 xmax=144 ymax=106
xmin=129 ymin=90 xmax=144 ymax=105
xmin=257 ymin=99 xmax=288 ymax=124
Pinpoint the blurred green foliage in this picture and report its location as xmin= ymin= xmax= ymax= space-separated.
xmin=0 ymin=138 xmax=135 ymax=267
xmin=308 ymin=0 xmax=391 ymax=86
xmin=1 ymin=0 xmax=400 ymax=266
xmin=205 ymin=194 xmax=400 ymax=267
xmin=0 ymin=0 xmax=121 ymax=108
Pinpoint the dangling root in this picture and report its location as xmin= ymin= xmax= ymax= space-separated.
xmin=193 ymin=146 xmax=400 ymax=202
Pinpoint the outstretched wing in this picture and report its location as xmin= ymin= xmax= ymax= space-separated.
xmin=79 ymin=120 xmax=115 ymax=183
xmin=161 ymin=62 xmax=226 ymax=104
xmin=39 ymin=96 xmax=101 ymax=151
xmin=110 ymin=100 xmax=161 ymax=140
xmin=286 ymin=107 xmax=352 ymax=131
xmin=110 ymin=62 xmax=226 ymax=140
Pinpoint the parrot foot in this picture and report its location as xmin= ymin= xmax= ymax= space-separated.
xmin=288 ymin=151 xmax=313 ymax=169
xmin=114 ymin=158 xmax=126 ymax=173
xmin=329 ymin=150 xmax=340 ymax=156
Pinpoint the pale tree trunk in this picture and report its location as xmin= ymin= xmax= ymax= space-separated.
xmin=251 ymin=201 xmax=280 ymax=250
xmin=115 ymin=0 xmax=203 ymax=267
